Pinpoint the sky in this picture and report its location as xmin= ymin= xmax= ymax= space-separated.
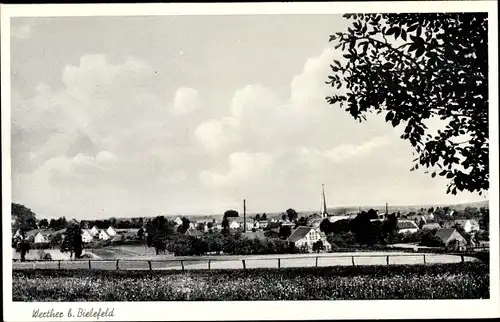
xmin=9 ymin=15 xmax=488 ymax=220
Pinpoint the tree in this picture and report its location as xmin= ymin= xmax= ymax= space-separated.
xmin=312 ymin=240 xmax=324 ymax=253
xmin=296 ymin=216 xmax=310 ymax=227
xmin=223 ymin=210 xmax=239 ymax=218
xmin=15 ymin=238 xmax=31 ymax=262
xmin=255 ymin=214 xmax=261 ymax=222
xmin=38 ymin=219 xmax=49 ymax=229
xmin=381 ymin=213 xmax=398 ymax=243
xmin=137 ymin=228 xmax=144 ymax=240
xmin=278 ymin=225 xmax=292 ymax=239
xmin=326 ymin=13 xmax=488 ymax=195
xmin=12 ymin=203 xmax=38 ymax=232
xmin=479 ymin=207 xmax=489 ymax=231
xmin=146 ymin=216 xmax=176 ymax=253
xmin=177 ymin=217 xmax=190 ymax=234
xmin=367 ymin=209 xmax=378 ymax=220
xmin=261 ymin=213 xmax=267 ymax=221
xmin=221 ymin=218 xmax=230 ymax=232
xmin=61 ymin=223 xmax=83 ymax=259
xmin=286 ymin=208 xmax=299 ymax=222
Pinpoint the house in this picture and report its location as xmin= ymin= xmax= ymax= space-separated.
xmin=90 ymin=225 xmax=99 ymax=237
xmin=286 ymin=226 xmax=331 ymax=252
xmin=186 ymin=228 xmax=203 ymax=238
xmin=377 ymin=212 xmax=388 ymax=221
xmin=454 ymin=219 xmax=480 ymax=233
xmin=258 ymin=220 xmax=269 ymax=229
xmin=174 ymin=217 xmax=183 ymax=227
xmin=34 ymin=232 xmax=49 ymax=244
xmin=244 ymin=221 xmax=255 ymax=231
xmin=98 ymin=229 xmax=110 ymax=241
xmin=229 ymin=220 xmax=241 ymax=230
xmin=422 ymin=223 xmax=441 ymax=231
xmin=106 ymin=226 xmax=117 ymax=237
xmin=397 ymin=220 xmax=419 ymax=234
xmin=435 ymin=228 xmax=467 ymax=250
xmin=215 ymin=224 xmax=223 ymax=230
xmin=81 ymin=229 xmax=94 ymax=243
xmin=111 ymin=234 xmax=125 ymax=243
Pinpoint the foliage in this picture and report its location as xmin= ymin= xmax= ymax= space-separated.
xmin=312 ymin=240 xmax=324 ymax=253
xmin=223 ymin=210 xmax=239 ymax=218
xmin=286 ymin=208 xmax=299 ymax=222
xmin=145 ymin=216 xmax=176 ymax=253
xmin=296 ymin=216 xmax=310 ymax=227
xmin=15 ymin=239 xmax=31 ymax=262
xmin=61 ymin=223 xmax=83 ymax=258
xmin=475 ymin=230 xmax=489 ymax=241
xmin=49 ymin=217 xmax=68 ymax=231
xmin=278 ymin=225 xmax=292 ymax=239
xmin=38 ymin=219 xmax=49 ymax=229
xmin=13 ymin=262 xmax=489 ymax=301
xmin=327 ymin=231 xmax=357 ymax=248
xmin=12 ymin=203 xmax=38 ymax=232
xmin=177 ymin=217 xmax=191 ymax=234
xmin=326 ymin=13 xmax=488 ymax=195
xmin=479 ymin=208 xmax=489 ymax=231
xmin=419 ymin=231 xmax=445 ymax=247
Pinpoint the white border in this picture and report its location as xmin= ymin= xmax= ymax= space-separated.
xmin=1 ymin=1 xmax=499 ymax=321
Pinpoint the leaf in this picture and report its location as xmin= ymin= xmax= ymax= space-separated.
xmin=386 ymin=27 xmax=398 ymax=36
xmin=401 ymin=29 xmax=407 ymax=41
xmin=385 ymin=111 xmax=394 ymax=122
xmin=431 ymin=172 xmax=436 ymax=178
xmin=383 ymin=62 xmax=394 ymax=69
xmin=408 ymin=24 xmax=418 ymax=32
xmin=439 ymin=170 xmax=447 ymax=176
xmin=334 ymin=60 xmax=341 ymax=67
xmin=446 ymin=172 xmax=454 ymax=179
xmin=415 ymin=46 xmax=425 ymax=58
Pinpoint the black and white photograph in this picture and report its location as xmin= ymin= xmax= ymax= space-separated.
xmin=1 ymin=1 xmax=499 ymax=321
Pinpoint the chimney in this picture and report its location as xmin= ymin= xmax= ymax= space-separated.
xmin=386 ymin=202 xmax=388 ymax=214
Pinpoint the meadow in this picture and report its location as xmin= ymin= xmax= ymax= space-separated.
xmin=13 ymin=262 xmax=489 ymax=301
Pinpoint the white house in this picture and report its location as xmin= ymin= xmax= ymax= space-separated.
xmin=81 ymin=229 xmax=94 ymax=243
xmin=397 ymin=220 xmax=419 ymax=234
xmin=454 ymin=219 xmax=480 ymax=233
xmin=229 ymin=220 xmax=240 ymax=229
xmin=90 ymin=225 xmax=100 ymax=237
xmin=106 ymin=226 xmax=117 ymax=237
xmin=34 ymin=232 xmax=49 ymax=244
xmin=98 ymin=229 xmax=110 ymax=241
xmin=258 ymin=221 xmax=269 ymax=229
xmin=286 ymin=226 xmax=331 ymax=252
xmin=174 ymin=217 xmax=183 ymax=227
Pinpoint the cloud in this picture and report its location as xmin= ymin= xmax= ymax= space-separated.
xmin=172 ymin=87 xmax=200 ymax=115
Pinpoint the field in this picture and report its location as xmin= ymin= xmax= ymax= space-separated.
xmin=12 ymin=262 xmax=489 ymax=301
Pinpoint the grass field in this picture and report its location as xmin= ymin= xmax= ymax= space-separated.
xmin=12 ymin=262 xmax=489 ymax=301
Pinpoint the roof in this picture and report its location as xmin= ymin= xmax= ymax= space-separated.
xmin=111 ymin=234 xmax=124 ymax=242
xmin=397 ymin=221 xmax=418 ymax=230
xmin=186 ymin=228 xmax=203 ymax=237
xmin=242 ymin=231 xmax=266 ymax=240
xmin=435 ymin=228 xmax=458 ymax=242
xmin=422 ymin=223 xmax=441 ymax=230
xmin=81 ymin=229 xmax=93 ymax=235
xmin=328 ymin=215 xmax=353 ymax=223
xmin=287 ymin=226 xmax=313 ymax=243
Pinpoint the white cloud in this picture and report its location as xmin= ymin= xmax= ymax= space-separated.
xmin=172 ymin=87 xmax=200 ymax=115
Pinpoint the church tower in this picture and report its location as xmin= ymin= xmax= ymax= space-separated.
xmin=321 ymin=184 xmax=329 ymax=218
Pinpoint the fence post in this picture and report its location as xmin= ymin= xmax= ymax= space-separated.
xmin=208 ymin=260 xmax=211 ymax=271
xmin=116 ymin=260 xmax=120 ymax=270
xmin=148 ymin=260 xmax=152 ymax=271
xmin=315 ymin=257 xmax=319 ymax=267
xmin=58 ymin=260 xmax=61 ymax=269
xmin=461 ymin=255 xmax=464 ymax=263
xmin=351 ymin=256 xmax=355 ymax=266
xmin=88 ymin=260 xmax=91 ymax=270
xmin=386 ymin=255 xmax=390 ymax=265
xmin=242 ymin=260 xmax=246 ymax=270
xmin=181 ymin=260 xmax=185 ymax=272
xmin=278 ymin=258 xmax=281 ymax=269
xmin=423 ymin=254 xmax=426 ymax=264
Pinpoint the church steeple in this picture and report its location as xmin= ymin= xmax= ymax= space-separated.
xmin=321 ymin=184 xmax=328 ymax=218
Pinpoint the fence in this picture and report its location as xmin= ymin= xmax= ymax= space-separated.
xmin=12 ymin=252 xmax=478 ymax=271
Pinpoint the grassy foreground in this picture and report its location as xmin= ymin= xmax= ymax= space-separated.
xmin=13 ymin=262 xmax=489 ymax=301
